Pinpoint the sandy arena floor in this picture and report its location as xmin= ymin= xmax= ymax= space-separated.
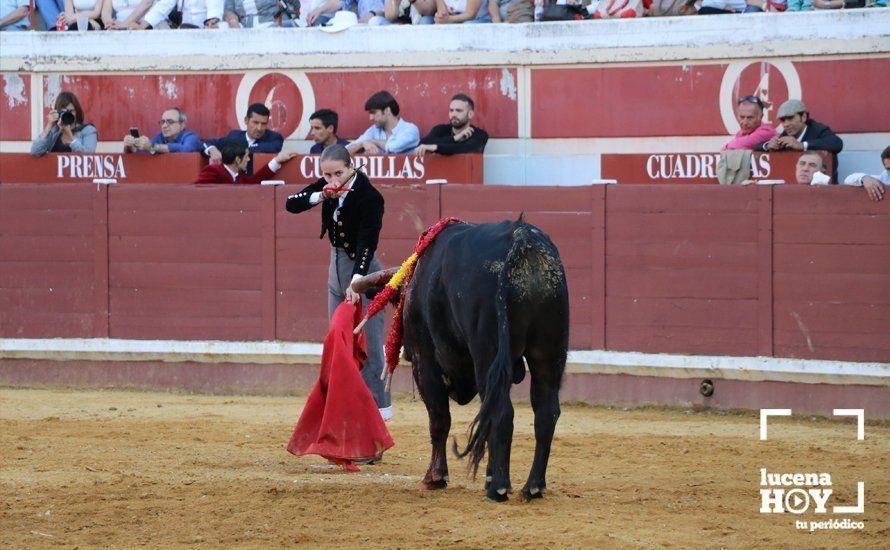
xmin=1 ymin=388 xmax=887 ymax=548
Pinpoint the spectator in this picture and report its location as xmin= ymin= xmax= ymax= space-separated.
xmin=31 ymin=91 xmax=98 ymax=156
xmin=223 ymin=0 xmax=298 ymax=27
xmin=844 ymin=146 xmax=889 ymax=203
xmin=194 ymin=140 xmax=297 ymax=184
xmin=0 ymin=0 xmax=29 ymax=29
xmin=34 ymin=0 xmax=63 ymax=30
xmin=744 ymin=0 xmax=786 ymax=11
xmin=300 ymin=0 xmax=338 ymax=25
xmin=63 ymin=0 xmax=104 ymax=29
xmin=102 ymin=0 xmax=154 ymax=29
xmin=347 ymin=91 xmax=419 ymax=155
xmin=337 ymin=0 xmax=386 ymax=24
xmin=794 ymin=151 xmax=829 ymax=185
xmin=434 ymin=0 xmax=491 ymax=23
xmin=722 ymin=96 xmax=777 ymax=151
xmin=383 ymin=0 xmax=435 ymax=23
xmin=135 ymin=0 xmax=223 ymax=28
xmin=489 ymin=0 xmax=509 ymax=22
xmin=756 ymin=99 xmax=843 ymax=183
xmin=203 ymin=102 xmax=284 ymax=174
xmin=788 ymin=0 xmax=842 ymax=9
xmin=309 ymin=109 xmax=349 ymax=154
xmin=698 ymin=0 xmax=745 ymax=13
xmin=123 ymin=107 xmax=202 ymax=155
xmin=415 ymin=93 xmax=489 ymax=158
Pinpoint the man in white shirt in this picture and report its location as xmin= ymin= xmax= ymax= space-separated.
xmin=347 ymin=90 xmax=420 ymax=155
xmin=844 ymin=146 xmax=890 ymax=202
xmin=135 ymin=0 xmax=224 ymax=28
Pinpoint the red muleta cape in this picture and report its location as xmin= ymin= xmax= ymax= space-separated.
xmin=286 ymin=301 xmax=394 ymax=471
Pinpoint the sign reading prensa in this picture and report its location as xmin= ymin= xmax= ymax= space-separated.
xmin=0 ymin=153 xmax=207 ymax=184
xmin=56 ymin=154 xmax=128 ymax=180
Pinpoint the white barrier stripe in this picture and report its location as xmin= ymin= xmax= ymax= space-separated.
xmin=1 ymin=338 xmax=887 ymax=386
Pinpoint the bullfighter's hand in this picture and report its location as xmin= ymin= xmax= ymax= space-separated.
xmin=323 ymin=182 xmax=349 ymax=200
xmin=345 ymin=285 xmax=361 ymax=305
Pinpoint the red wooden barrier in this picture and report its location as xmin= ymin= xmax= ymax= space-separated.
xmin=601 ymin=151 xmax=832 ymax=185
xmin=2 ymin=183 xmax=888 ymax=362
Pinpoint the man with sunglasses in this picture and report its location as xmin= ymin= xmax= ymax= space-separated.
xmin=721 ymin=95 xmax=778 ymax=151
xmin=756 ymin=99 xmax=843 ymax=183
xmin=123 ymin=107 xmax=202 ymax=154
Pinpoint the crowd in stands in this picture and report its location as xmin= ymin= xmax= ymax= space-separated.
xmin=1 ymin=0 xmax=885 ymax=31
xmin=28 ymin=88 xmax=489 ymax=165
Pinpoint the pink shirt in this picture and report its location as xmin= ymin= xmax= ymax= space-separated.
xmin=722 ymin=122 xmax=778 ymax=151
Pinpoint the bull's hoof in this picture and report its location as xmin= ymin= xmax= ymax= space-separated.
xmin=422 ymin=478 xmax=448 ymax=490
xmin=520 ymin=485 xmax=546 ymax=502
xmin=485 ymin=487 xmax=510 ymax=503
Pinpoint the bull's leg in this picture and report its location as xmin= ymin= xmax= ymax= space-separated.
xmin=417 ymin=359 xmax=451 ymax=490
xmin=521 ymin=355 xmax=562 ymax=501
xmin=484 ymin=399 xmax=514 ymax=503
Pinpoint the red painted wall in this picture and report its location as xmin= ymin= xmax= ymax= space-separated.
xmin=0 ymin=73 xmax=31 ymax=141
xmin=2 ymin=183 xmax=888 ymax=362
xmin=531 ymin=58 xmax=890 ymax=138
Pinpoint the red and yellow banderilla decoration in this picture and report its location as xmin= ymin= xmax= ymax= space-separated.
xmin=352 ymin=217 xmax=463 ymax=390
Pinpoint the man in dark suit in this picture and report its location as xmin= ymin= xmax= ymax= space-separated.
xmin=202 ymin=103 xmax=285 ymax=174
xmin=193 ymin=139 xmax=296 ymax=184
xmin=755 ymin=99 xmax=843 ymax=182
xmin=415 ymin=93 xmax=489 ymax=158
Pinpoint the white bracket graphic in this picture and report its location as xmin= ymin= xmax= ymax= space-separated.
xmin=833 ymin=482 xmax=865 ymax=514
xmin=760 ymin=409 xmax=792 ymax=441
xmin=833 ymin=409 xmax=865 ymax=440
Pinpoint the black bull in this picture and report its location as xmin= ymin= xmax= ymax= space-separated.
xmin=361 ymin=219 xmax=569 ymax=502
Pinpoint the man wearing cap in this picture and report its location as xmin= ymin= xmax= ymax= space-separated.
xmin=756 ymin=99 xmax=843 ymax=182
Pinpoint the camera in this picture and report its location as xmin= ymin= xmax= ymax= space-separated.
xmin=58 ymin=109 xmax=76 ymax=126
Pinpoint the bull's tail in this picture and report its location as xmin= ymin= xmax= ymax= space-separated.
xmin=454 ymin=225 xmax=523 ymax=477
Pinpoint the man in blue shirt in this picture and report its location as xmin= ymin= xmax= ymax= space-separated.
xmin=309 ymin=109 xmax=350 ymax=154
xmin=347 ymin=91 xmax=419 ymax=155
xmin=123 ymin=108 xmax=202 ymax=155
xmin=0 ymin=0 xmax=30 ymax=30
xmin=203 ymin=103 xmax=284 ymax=174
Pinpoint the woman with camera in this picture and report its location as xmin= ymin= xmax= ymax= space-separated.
xmin=30 ymin=91 xmax=98 ymax=156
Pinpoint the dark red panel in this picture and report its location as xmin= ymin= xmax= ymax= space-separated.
xmin=531 ymin=65 xmax=728 ymax=138
xmin=793 ymin=58 xmax=890 ymax=134
xmin=0 ymin=185 xmax=99 ymax=338
xmin=531 ymin=59 xmax=889 ymax=138
xmin=0 ymin=73 xmax=31 ymax=141
xmin=107 ymin=185 xmax=266 ymax=340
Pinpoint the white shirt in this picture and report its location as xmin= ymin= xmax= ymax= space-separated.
xmin=144 ymin=0 xmax=224 ymax=27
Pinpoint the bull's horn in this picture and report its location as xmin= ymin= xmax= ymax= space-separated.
xmin=350 ymin=267 xmax=399 ymax=295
